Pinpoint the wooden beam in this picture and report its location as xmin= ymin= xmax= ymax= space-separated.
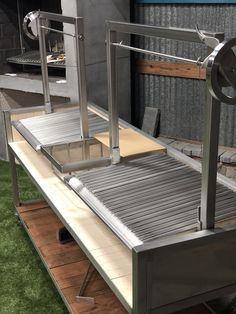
xmin=135 ymin=60 xmax=206 ymax=80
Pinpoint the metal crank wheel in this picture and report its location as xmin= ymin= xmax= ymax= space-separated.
xmin=23 ymin=11 xmax=50 ymax=40
xmin=206 ymin=38 xmax=236 ymax=105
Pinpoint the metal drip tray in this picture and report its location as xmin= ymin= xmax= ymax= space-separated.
xmin=12 ymin=109 xmax=109 ymax=150
xmin=41 ymin=138 xmax=110 ymax=173
xmin=7 ymin=50 xmax=65 ymax=68
xmin=66 ymin=153 xmax=236 ymax=249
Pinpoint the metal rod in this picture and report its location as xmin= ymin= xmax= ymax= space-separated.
xmin=37 ymin=17 xmax=51 ymax=113
xmin=77 ymin=262 xmax=95 ymax=296
xmin=74 ymin=18 xmax=89 ymax=138
xmin=3 ymin=110 xmax=20 ymax=206
xmin=112 ymin=42 xmax=200 ymax=65
xmin=3 ymin=110 xmax=13 ymax=144
xmin=107 ymin=30 xmax=120 ymax=164
xmin=16 ymin=0 xmax=25 ymax=54
xmin=8 ymin=148 xmax=20 ymax=207
xmin=200 ymin=91 xmax=221 ymax=230
xmin=41 ymin=26 xmax=76 ymax=38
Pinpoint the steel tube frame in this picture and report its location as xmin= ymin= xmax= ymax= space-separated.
xmin=106 ymin=30 xmax=120 ymax=163
xmin=3 ymin=110 xmax=20 ymax=206
xmin=37 ymin=12 xmax=89 ymax=141
xmin=106 ymin=20 xmax=224 ymax=230
xmin=37 ymin=16 xmax=51 ymax=113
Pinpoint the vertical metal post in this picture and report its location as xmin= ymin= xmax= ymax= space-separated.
xmin=74 ymin=17 xmax=89 ymax=139
xmin=37 ymin=15 xmax=52 ymax=114
xmin=3 ymin=111 xmax=20 ymax=206
xmin=106 ymin=29 xmax=120 ymax=164
xmin=200 ymin=91 xmax=221 ymax=230
xmin=8 ymin=149 xmax=20 ymax=207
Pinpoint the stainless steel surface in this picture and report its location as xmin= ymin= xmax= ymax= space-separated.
xmin=106 ymin=29 xmax=120 ymax=164
xmin=12 ymin=109 xmax=109 ymax=150
xmin=74 ymin=17 xmax=89 ymax=141
xmin=8 ymin=149 xmax=20 ymax=207
xmin=207 ymin=38 xmax=236 ymax=105
xmin=3 ymin=110 xmax=13 ymax=144
xmin=200 ymin=90 xmax=221 ymax=230
xmin=196 ymin=24 xmax=220 ymax=49
xmin=23 ymin=11 xmax=44 ymax=40
xmin=37 ymin=16 xmax=51 ymax=113
xmin=133 ymin=227 xmax=236 ymax=313
xmin=106 ymin=20 xmax=223 ymax=43
xmin=67 ymin=153 xmax=236 ymax=249
xmin=40 ymin=139 xmax=111 ymax=173
xmin=39 ymin=11 xmax=75 ymax=25
xmin=3 ymin=111 xmax=20 ymax=206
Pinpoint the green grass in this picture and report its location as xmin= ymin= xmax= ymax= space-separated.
xmin=0 ymin=160 xmax=68 ymax=314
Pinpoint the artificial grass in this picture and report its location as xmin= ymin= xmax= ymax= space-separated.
xmin=0 ymin=160 xmax=68 ymax=314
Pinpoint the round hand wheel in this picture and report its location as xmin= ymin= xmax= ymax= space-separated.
xmin=206 ymin=38 xmax=236 ymax=105
xmin=23 ymin=11 xmax=50 ymax=40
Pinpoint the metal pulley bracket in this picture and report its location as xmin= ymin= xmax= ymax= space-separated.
xmin=206 ymin=38 xmax=236 ymax=105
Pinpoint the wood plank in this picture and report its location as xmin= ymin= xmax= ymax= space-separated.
xmin=17 ymin=200 xmax=48 ymax=213
xmin=95 ymin=128 xmax=166 ymax=157
xmin=58 ymin=272 xmax=101 ymax=290
xmin=17 ymin=202 xmax=127 ymax=314
xmin=40 ymin=241 xmax=82 ymax=257
xmin=45 ymin=248 xmax=87 ymax=269
xmin=136 ymin=60 xmax=206 ymax=80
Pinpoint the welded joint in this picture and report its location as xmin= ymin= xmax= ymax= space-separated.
xmin=112 ymin=147 xmax=120 ymax=164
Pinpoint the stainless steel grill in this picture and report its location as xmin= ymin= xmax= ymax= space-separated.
xmin=12 ymin=109 xmax=109 ymax=150
xmin=7 ymin=50 xmax=65 ymax=68
xmin=67 ymin=153 xmax=236 ymax=249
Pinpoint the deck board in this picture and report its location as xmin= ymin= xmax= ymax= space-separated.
xmin=17 ymin=201 xmax=127 ymax=314
xmin=95 ymin=128 xmax=166 ymax=157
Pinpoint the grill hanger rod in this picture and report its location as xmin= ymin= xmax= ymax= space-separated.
xmin=112 ymin=42 xmax=207 ymax=67
xmin=112 ymin=25 xmax=221 ymax=68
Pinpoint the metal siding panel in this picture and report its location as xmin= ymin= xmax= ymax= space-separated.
xmin=133 ymin=4 xmax=236 ymax=147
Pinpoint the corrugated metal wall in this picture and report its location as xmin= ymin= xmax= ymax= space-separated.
xmin=133 ymin=4 xmax=236 ymax=147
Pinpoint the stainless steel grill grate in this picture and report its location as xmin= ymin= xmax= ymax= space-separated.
xmin=12 ymin=109 xmax=109 ymax=150
xmin=7 ymin=50 xmax=65 ymax=67
xmin=67 ymin=153 xmax=236 ymax=248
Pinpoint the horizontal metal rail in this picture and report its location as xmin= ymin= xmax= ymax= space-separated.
xmin=106 ymin=20 xmax=224 ymax=42
xmin=39 ymin=11 xmax=76 ymax=24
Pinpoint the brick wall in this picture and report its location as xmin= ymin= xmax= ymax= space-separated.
xmin=0 ymin=2 xmax=21 ymax=74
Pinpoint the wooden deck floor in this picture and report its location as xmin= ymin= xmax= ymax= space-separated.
xmin=17 ymin=201 xmax=126 ymax=314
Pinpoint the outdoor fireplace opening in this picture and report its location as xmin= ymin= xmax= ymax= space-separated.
xmin=0 ymin=0 xmax=64 ymax=76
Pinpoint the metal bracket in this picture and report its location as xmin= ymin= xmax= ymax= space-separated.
xmin=197 ymin=206 xmax=203 ymax=231
xmin=76 ymin=262 xmax=95 ymax=304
